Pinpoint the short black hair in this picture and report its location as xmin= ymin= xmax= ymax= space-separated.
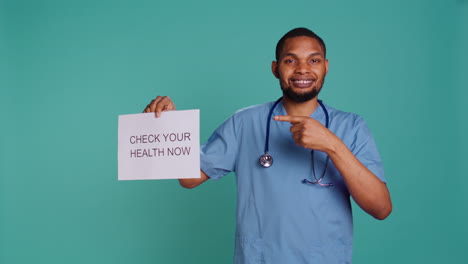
xmin=275 ymin=27 xmax=326 ymax=61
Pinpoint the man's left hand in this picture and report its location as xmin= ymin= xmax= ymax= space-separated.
xmin=274 ymin=115 xmax=336 ymax=153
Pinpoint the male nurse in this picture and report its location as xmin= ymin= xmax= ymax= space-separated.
xmin=144 ymin=27 xmax=392 ymax=264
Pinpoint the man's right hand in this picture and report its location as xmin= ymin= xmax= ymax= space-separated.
xmin=143 ymin=96 xmax=176 ymax=117
xmin=143 ymin=96 xmax=210 ymax=188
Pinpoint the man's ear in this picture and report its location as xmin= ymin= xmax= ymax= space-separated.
xmin=271 ymin=61 xmax=279 ymax=79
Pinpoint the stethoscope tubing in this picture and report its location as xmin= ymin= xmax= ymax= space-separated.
xmin=260 ymin=97 xmax=332 ymax=186
xmin=264 ymin=97 xmax=283 ymax=154
xmin=263 ymin=97 xmax=329 ymax=155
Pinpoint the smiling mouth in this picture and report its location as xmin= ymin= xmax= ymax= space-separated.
xmin=291 ymin=78 xmax=315 ymax=88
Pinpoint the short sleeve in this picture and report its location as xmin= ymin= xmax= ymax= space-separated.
xmin=349 ymin=117 xmax=386 ymax=183
xmin=200 ymin=115 xmax=239 ymax=180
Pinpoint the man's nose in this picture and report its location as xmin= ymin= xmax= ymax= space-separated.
xmin=295 ymin=61 xmax=309 ymax=74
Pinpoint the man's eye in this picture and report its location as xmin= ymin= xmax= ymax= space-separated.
xmin=311 ymin=59 xmax=320 ymax=63
xmin=284 ymin=59 xmax=295 ymax=64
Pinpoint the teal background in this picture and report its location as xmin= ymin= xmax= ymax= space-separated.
xmin=1 ymin=0 xmax=467 ymax=263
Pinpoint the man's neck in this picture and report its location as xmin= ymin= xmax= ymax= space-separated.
xmin=282 ymin=96 xmax=319 ymax=117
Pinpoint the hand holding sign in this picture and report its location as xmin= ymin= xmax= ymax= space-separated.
xmin=143 ymin=96 xmax=176 ymax=117
xmin=274 ymin=115 xmax=336 ymax=152
xmin=138 ymin=95 xmax=208 ymax=187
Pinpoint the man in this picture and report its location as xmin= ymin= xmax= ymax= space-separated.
xmin=144 ymin=28 xmax=392 ymax=263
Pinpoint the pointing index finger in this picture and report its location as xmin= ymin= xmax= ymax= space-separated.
xmin=274 ymin=115 xmax=307 ymax=124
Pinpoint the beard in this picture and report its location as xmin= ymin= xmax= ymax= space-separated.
xmin=281 ymin=78 xmax=325 ymax=103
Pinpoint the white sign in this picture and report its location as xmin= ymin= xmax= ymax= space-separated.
xmin=118 ymin=110 xmax=200 ymax=180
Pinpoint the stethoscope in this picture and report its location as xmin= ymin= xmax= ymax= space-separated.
xmin=259 ymin=97 xmax=333 ymax=187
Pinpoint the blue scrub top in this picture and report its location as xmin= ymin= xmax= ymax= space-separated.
xmin=200 ymin=100 xmax=385 ymax=264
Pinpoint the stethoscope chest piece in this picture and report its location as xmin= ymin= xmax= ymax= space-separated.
xmin=259 ymin=153 xmax=273 ymax=168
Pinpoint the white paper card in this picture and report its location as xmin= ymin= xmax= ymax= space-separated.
xmin=118 ymin=110 xmax=200 ymax=180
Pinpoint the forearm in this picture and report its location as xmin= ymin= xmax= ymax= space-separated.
xmin=326 ymin=135 xmax=392 ymax=220
xmin=178 ymin=170 xmax=209 ymax=189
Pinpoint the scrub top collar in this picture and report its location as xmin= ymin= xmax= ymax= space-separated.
xmin=272 ymin=99 xmax=328 ymax=126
